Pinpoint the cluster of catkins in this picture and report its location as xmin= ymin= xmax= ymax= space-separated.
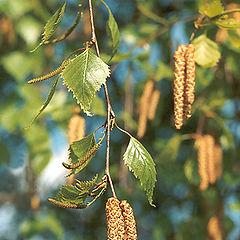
xmin=137 ymin=80 xmax=160 ymax=138
xmin=173 ymin=44 xmax=196 ymax=129
xmin=195 ymin=134 xmax=223 ymax=191
xmin=106 ymin=197 xmax=137 ymax=240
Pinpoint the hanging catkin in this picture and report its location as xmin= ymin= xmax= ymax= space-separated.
xmin=207 ymin=216 xmax=222 ymax=240
xmin=148 ymin=89 xmax=160 ymax=120
xmin=120 ymin=200 xmax=137 ymax=240
xmin=173 ymin=45 xmax=187 ymax=129
xmin=137 ymin=80 xmax=154 ymax=138
xmin=173 ymin=44 xmax=196 ymax=128
xmin=205 ymin=135 xmax=216 ymax=184
xmin=183 ymin=44 xmax=195 ymax=120
xmin=106 ymin=197 xmax=125 ymax=240
xmin=196 ymin=135 xmax=209 ymax=191
xmin=67 ymin=114 xmax=85 ymax=144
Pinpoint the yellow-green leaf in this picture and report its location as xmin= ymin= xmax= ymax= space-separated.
xmin=199 ymin=0 xmax=224 ymax=18
xmin=192 ymin=34 xmax=221 ymax=67
xmin=215 ymin=18 xmax=240 ymax=29
xmin=228 ymin=30 xmax=240 ymax=48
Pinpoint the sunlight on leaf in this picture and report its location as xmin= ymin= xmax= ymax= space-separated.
xmin=123 ymin=137 xmax=156 ymax=206
xmin=199 ymin=0 xmax=224 ymax=18
xmin=62 ymin=49 xmax=110 ymax=115
xmin=192 ymin=34 xmax=221 ymax=67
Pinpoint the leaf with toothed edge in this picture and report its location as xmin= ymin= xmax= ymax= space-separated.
xmin=123 ymin=136 xmax=156 ymax=206
xmin=62 ymin=49 xmax=110 ymax=115
xmin=31 ymin=0 xmax=66 ymax=52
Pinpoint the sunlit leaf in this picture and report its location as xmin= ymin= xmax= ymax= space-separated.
xmin=123 ymin=136 xmax=156 ymax=206
xmin=199 ymin=0 xmax=224 ymax=18
xmin=31 ymin=0 xmax=66 ymax=52
xmin=192 ymin=34 xmax=221 ymax=67
xmin=100 ymin=0 xmax=120 ymax=61
xmin=62 ymin=49 xmax=110 ymax=115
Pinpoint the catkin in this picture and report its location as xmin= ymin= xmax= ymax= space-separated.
xmin=183 ymin=44 xmax=195 ymax=120
xmin=173 ymin=45 xmax=187 ymax=129
xmin=196 ymin=135 xmax=209 ymax=191
xmin=173 ymin=44 xmax=196 ymax=128
xmin=67 ymin=115 xmax=85 ymax=144
xmin=196 ymin=135 xmax=223 ymax=190
xmin=148 ymin=89 xmax=160 ymax=120
xmin=208 ymin=216 xmax=222 ymax=240
xmin=106 ymin=197 xmax=125 ymax=240
xmin=137 ymin=80 xmax=154 ymax=138
xmin=120 ymin=200 xmax=137 ymax=240
xmin=205 ymin=135 xmax=216 ymax=184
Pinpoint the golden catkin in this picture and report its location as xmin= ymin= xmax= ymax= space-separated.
xmin=196 ymin=135 xmax=208 ymax=191
xmin=215 ymin=144 xmax=223 ymax=180
xmin=67 ymin=115 xmax=85 ymax=144
xmin=148 ymin=89 xmax=160 ymax=120
xmin=120 ymin=200 xmax=137 ymax=240
xmin=183 ymin=44 xmax=196 ymax=120
xmin=106 ymin=197 xmax=125 ymax=240
xmin=205 ymin=135 xmax=216 ymax=184
xmin=173 ymin=45 xmax=187 ymax=129
xmin=208 ymin=216 xmax=222 ymax=240
xmin=137 ymin=80 xmax=154 ymax=138
xmin=30 ymin=194 xmax=40 ymax=211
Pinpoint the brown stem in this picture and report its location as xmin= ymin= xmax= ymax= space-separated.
xmin=88 ymin=0 xmax=116 ymax=198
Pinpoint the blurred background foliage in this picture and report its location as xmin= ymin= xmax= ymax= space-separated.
xmin=0 ymin=0 xmax=240 ymax=239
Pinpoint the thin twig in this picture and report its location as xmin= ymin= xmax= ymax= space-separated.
xmin=88 ymin=0 xmax=116 ymax=198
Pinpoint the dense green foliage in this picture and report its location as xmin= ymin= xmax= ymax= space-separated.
xmin=1 ymin=0 xmax=240 ymax=239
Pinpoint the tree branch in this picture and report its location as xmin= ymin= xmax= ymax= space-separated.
xmin=88 ymin=0 xmax=116 ymax=198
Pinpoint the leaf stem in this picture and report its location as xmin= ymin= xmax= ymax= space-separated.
xmin=210 ymin=9 xmax=240 ymax=20
xmin=114 ymin=122 xmax=132 ymax=138
xmin=88 ymin=0 xmax=116 ymax=198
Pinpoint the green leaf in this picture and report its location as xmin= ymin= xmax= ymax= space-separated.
xmin=31 ymin=0 xmax=66 ymax=52
xmin=67 ymin=133 xmax=97 ymax=176
xmin=199 ymin=0 xmax=224 ymax=18
xmin=100 ymin=0 xmax=120 ymax=61
xmin=228 ymin=30 xmax=240 ymax=48
xmin=76 ymin=174 xmax=98 ymax=191
xmin=55 ymin=185 xmax=88 ymax=204
xmin=26 ymin=74 xmax=60 ymax=128
xmin=62 ymin=49 xmax=110 ymax=115
xmin=123 ymin=137 xmax=156 ymax=206
xmin=192 ymin=34 xmax=221 ymax=67
xmin=215 ymin=18 xmax=240 ymax=29
xmin=156 ymin=135 xmax=182 ymax=163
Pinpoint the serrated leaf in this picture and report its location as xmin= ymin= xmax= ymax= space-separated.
xmin=62 ymin=49 xmax=110 ymax=115
xmin=76 ymin=174 xmax=98 ymax=191
xmin=55 ymin=185 xmax=88 ymax=204
xmin=192 ymin=34 xmax=221 ymax=67
xmin=199 ymin=0 xmax=224 ymax=18
xmin=68 ymin=133 xmax=96 ymax=176
xmin=123 ymin=137 xmax=156 ymax=206
xmin=228 ymin=30 xmax=240 ymax=48
xmin=156 ymin=135 xmax=182 ymax=163
xmin=215 ymin=18 xmax=240 ymax=29
xmin=31 ymin=0 xmax=66 ymax=52
xmin=26 ymin=75 xmax=60 ymax=128
xmin=100 ymin=0 xmax=120 ymax=61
